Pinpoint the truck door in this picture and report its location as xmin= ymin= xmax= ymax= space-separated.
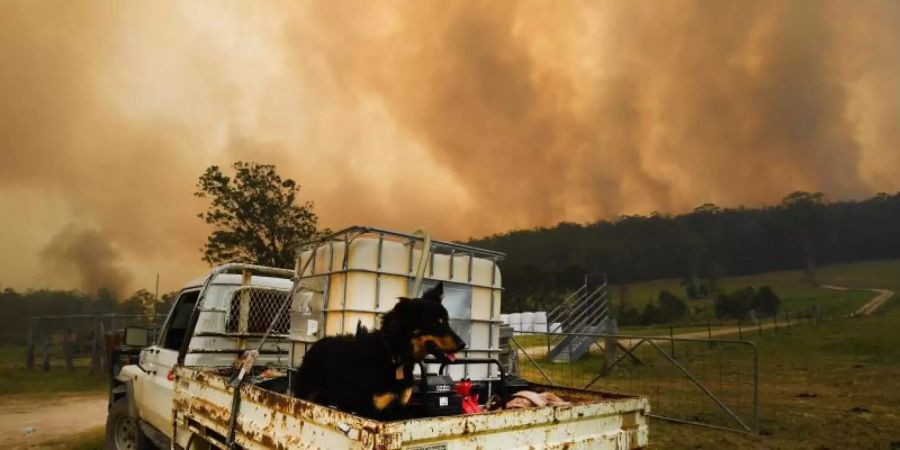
xmin=140 ymin=289 xmax=200 ymax=434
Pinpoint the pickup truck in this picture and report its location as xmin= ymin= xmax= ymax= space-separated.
xmin=107 ymin=235 xmax=649 ymax=450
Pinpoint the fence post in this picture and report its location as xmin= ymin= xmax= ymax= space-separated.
xmin=738 ymin=320 xmax=743 ymax=340
xmin=707 ymin=320 xmax=713 ymax=348
xmin=91 ymin=315 xmax=102 ymax=375
xmin=64 ymin=329 xmax=75 ymax=372
xmin=41 ymin=337 xmax=50 ymax=372
xmin=604 ymin=320 xmax=619 ymax=373
xmin=669 ymin=326 xmax=676 ymax=359
xmin=26 ymin=318 xmax=36 ymax=370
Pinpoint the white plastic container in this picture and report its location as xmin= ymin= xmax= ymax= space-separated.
xmin=533 ymin=311 xmax=548 ymax=333
xmin=291 ymin=228 xmax=504 ymax=380
xmin=508 ymin=313 xmax=522 ymax=333
xmin=521 ymin=312 xmax=535 ymax=333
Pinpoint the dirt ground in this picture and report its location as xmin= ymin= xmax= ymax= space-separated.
xmin=0 ymin=393 xmax=106 ymax=449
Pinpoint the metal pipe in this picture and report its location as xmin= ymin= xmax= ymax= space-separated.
xmin=375 ymin=233 xmax=383 ymax=311
xmin=488 ymin=258 xmax=497 ymax=378
xmin=296 ymin=267 xmax=504 ymax=291
xmin=292 ymin=225 xmax=505 ymax=259
xmin=648 ymin=339 xmax=752 ymax=432
xmin=509 ymin=336 xmax=555 ymax=385
xmin=177 ymin=263 xmax=294 ymax=365
xmin=547 ymin=284 xmax=588 ymax=325
xmin=340 ymin=234 xmax=350 ymax=334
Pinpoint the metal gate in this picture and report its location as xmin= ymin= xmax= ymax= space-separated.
xmin=25 ymin=313 xmax=166 ymax=373
xmin=510 ymin=330 xmax=759 ymax=433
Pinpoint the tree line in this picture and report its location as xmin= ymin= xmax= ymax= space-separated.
xmin=7 ymin=162 xmax=899 ymax=338
xmin=0 ymin=287 xmax=178 ymax=345
xmin=469 ymin=191 xmax=900 ymax=313
xmin=617 ymin=286 xmax=782 ymax=326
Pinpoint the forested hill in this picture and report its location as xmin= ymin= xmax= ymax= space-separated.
xmin=468 ymin=191 xmax=900 ymax=312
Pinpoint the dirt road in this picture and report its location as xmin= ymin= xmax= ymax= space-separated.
xmin=651 ymin=285 xmax=894 ymax=340
xmin=0 ymin=393 xmax=106 ymax=449
xmin=820 ymin=285 xmax=895 ymax=316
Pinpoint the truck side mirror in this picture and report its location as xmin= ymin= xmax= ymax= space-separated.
xmin=124 ymin=326 xmax=152 ymax=347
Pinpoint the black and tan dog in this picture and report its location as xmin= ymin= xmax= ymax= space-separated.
xmin=292 ymin=283 xmax=466 ymax=420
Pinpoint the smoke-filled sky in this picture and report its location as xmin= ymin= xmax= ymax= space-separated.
xmin=1 ymin=1 xmax=899 ymax=295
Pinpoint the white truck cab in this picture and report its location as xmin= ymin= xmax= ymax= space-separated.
xmin=108 ymin=264 xmax=294 ymax=449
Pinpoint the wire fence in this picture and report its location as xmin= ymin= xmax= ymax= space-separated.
xmin=616 ymin=305 xmax=870 ymax=343
xmin=25 ymin=313 xmax=166 ymax=374
xmin=510 ymin=330 xmax=759 ymax=433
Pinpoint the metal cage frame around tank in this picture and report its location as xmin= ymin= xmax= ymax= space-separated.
xmin=291 ymin=226 xmax=506 ymax=375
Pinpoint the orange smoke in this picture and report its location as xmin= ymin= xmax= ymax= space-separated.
xmin=1 ymin=1 xmax=898 ymax=292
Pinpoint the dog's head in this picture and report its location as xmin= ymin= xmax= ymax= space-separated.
xmin=382 ymin=282 xmax=466 ymax=362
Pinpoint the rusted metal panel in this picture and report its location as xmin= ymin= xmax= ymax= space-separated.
xmin=174 ymin=367 xmax=649 ymax=450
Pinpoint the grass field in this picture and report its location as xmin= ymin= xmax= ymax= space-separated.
xmin=651 ymin=307 xmax=900 ymax=449
xmin=613 ymin=277 xmax=872 ymax=319
xmin=610 ymin=260 xmax=900 ymax=321
xmin=518 ymin=308 xmax=900 ymax=449
xmin=0 ymin=346 xmax=107 ymax=395
xmin=516 ymin=259 xmax=900 ymax=449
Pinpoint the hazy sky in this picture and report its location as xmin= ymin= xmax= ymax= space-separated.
xmin=1 ymin=1 xmax=899 ymax=295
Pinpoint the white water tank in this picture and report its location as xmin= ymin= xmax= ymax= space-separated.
xmin=521 ymin=312 xmax=535 ymax=332
xmin=292 ymin=229 xmax=504 ymax=380
xmin=533 ymin=311 xmax=548 ymax=332
xmin=508 ymin=313 xmax=522 ymax=332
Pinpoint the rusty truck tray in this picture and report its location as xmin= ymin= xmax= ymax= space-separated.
xmin=173 ymin=366 xmax=649 ymax=450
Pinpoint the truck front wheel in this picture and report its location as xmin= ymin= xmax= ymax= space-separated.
xmin=105 ymin=397 xmax=154 ymax=450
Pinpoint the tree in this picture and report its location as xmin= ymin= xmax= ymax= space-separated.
xmin=196 ymin=162 xmax=326 ymax=268
xmin=779 ymin=191 xmax=826 ymax=284
xmin=752 ymin=286 xmax=781 ymax=317
xmin=657 ymin=290 xmax=688 ymax=322
xmin=714 ymin=287 xmax=754 ymax=320
xmin=156 ymin=291 xmax=180 ymax=317
xmin=94 ymin=288 xmax=117 ymax=313
xmin=477 ymin=191 xmax=900 ymax=313
xmin=640 ymin=302 xmax=664 ymax=325
xmin=123 ymin=289 xmax=158 ymax=319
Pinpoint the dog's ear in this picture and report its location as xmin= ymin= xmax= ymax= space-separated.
xmin=421 ymin=282 xmax=443 ymax=303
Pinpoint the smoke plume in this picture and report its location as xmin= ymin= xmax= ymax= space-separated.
xmin=1 ymin=1 xmax=899 ymax=291
xmin=40 ymin=224 xmax=132 ymax=296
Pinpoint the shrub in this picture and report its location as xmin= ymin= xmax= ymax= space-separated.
xmin=752 ymin=286 xmax=781 ymax=317
xmin=658 ymin=290 xmax=688 ymax=321
xmin=715 ymin=287 xmax=755 ymax=319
